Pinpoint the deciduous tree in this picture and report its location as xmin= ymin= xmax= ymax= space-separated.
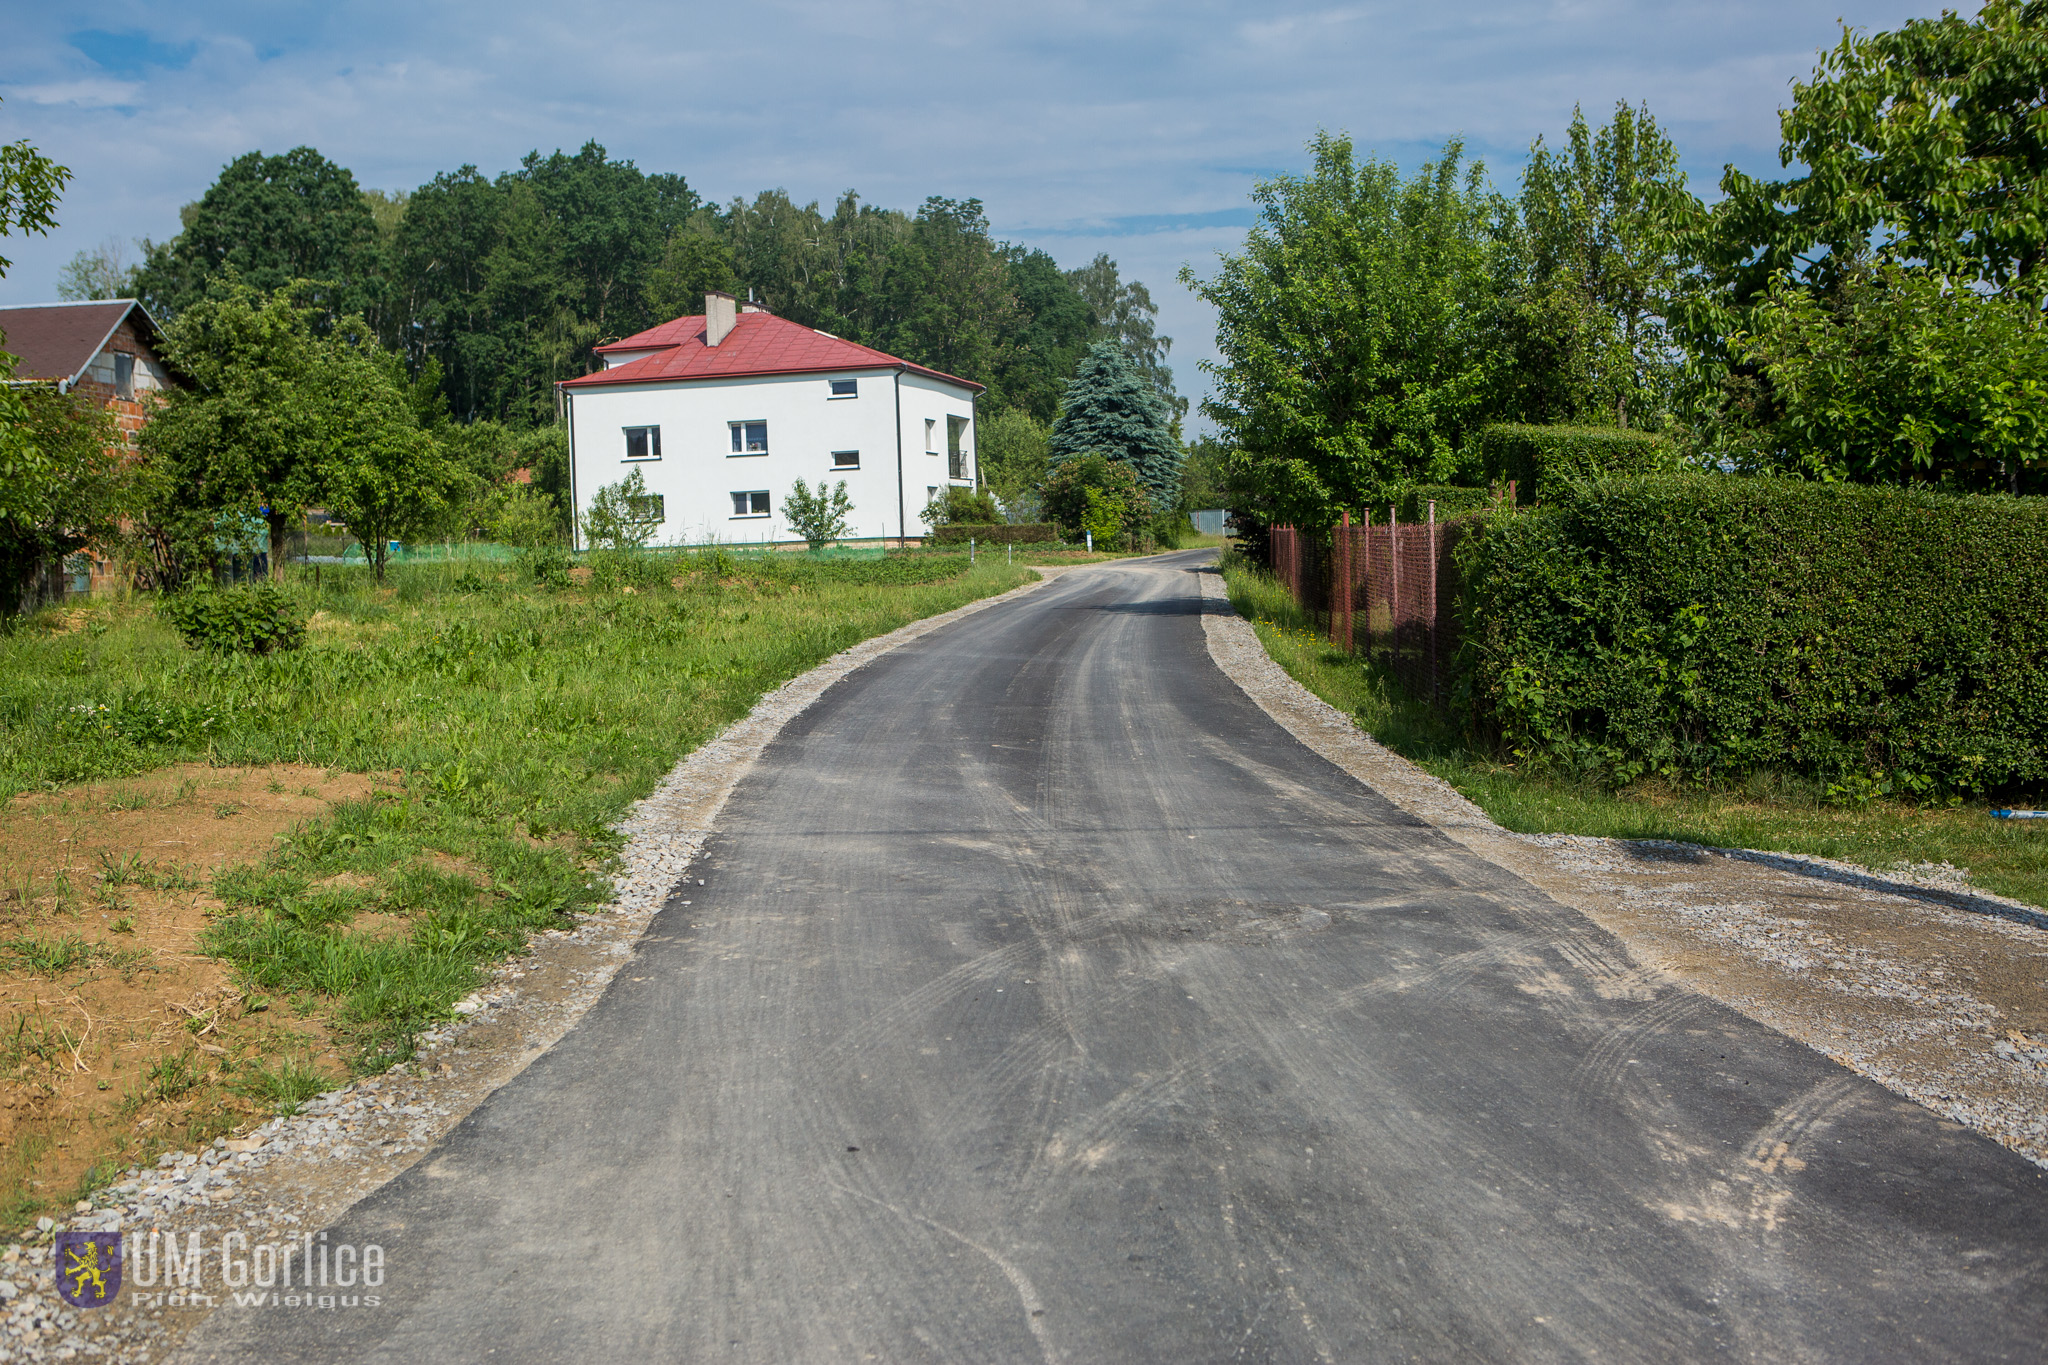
xmin=1183 ymin=135 xmax=1507 ymax=527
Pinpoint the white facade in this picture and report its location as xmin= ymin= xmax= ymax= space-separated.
xmin=564 ymin=366 xmax=978 ymax=549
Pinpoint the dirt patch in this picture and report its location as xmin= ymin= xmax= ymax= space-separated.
xmin=0 ymin=763 xmax=384 ymax=1223
xmin=1197 ymin=566 xmax=2048 ymax=1169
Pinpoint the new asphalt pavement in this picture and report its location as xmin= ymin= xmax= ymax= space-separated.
xmin=185 ymin=551 xmax=2048 ymax=1362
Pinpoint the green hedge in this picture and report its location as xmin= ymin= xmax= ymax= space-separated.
xmin=1478 ymin=425 xmax=1675 ymax=504
xmin=1391 ymin=485 xmax=1493 ymax=523
xmin=1455 ymin=476 xmax=2048 ymax=794
xmin=929 ymin=523 xmax=1054 ymax=546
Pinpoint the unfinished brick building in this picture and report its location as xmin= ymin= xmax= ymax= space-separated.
xmin=0 ymin=298 xmax=177 ymax=597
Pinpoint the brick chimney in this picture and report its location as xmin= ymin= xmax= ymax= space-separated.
xmin=705 ymin=291 xmax=736 ymax=346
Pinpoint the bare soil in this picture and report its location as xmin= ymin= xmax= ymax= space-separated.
xmin=0 ymin=763 xmax=383 ymax=1220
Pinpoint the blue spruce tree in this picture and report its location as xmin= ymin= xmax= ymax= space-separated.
xmin=1047 ymin=341 xmax=1183 ymax=509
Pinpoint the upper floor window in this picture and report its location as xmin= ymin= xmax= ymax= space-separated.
xmin=114 ymin=353 xmax=135 ymax=401
xmin=924 ymin=418 xmax=937 ymax=454
xmin=623 ymin=425 xmax=661 ymax=461
xmin=947 ymin=415 xmax=969 ymax=480
xmin=832 ymin=450 xmax=860 ymax=469
xmin=730 ymin=420 xmax=768 ymax=455
xmin=828 ymin=379 xmax=858 ymax=399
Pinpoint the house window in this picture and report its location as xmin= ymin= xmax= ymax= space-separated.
xmin=114 ymin=353 xmax=135 ymax=401
xmin=730 ymin=421 xmax=768 ymax=454
xmin=924 ymin=418 xmax=937 ymax=454
xmin=947 ymin=415 xmax=969 ymax=481
xmin=623 ymin=425 xmax=661 ymax=461
xmin=832 ymin=450 xmax=860 ymax=469
xmin=731 ymin=490 xmax=771 ymax=518
xmin=627 ymin=494 xmax=665 ymax=525
xmin=927 ymin=485 xmax=939 ymax=504
xmin=829 ymin=379 xmax=858 ymax=399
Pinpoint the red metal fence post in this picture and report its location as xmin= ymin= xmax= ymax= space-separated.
xmin=1335 ymin=511 xmax=1352 ymax=652
xmin=1427 ymin=499 xmax=1439 ymax=704
xmin=1387 ymin=504 xmax=1401 ymax=689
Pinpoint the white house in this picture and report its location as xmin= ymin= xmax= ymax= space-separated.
xmin=557 ymin=292 xmax=981 ymax=549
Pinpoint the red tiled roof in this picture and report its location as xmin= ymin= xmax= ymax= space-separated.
xmin=562 ymin=310 xmax=982 ymax=392
xmin=0 ymin=300 xmax=159 ymax=385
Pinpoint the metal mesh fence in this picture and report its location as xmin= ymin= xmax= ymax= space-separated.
xmin=1269 ymin=507 xmax=1468 ymax=707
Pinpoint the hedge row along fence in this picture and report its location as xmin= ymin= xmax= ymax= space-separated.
xmin=928 ymin=523 xmax=1055 ymax=546
xmin=1459 ymin=476 xmax=2048 ymax=793
xmin=1478 ymin=424 xmax=1676 ymax=504
xmin=1270 ymin=475 xmax=2048 ymax=795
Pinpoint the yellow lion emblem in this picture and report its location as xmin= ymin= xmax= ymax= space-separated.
xmin=64 ymin=1239 xmax=107 ymax=1303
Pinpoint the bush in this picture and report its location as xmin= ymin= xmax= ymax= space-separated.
xmin=1391 ymin=484 xmax=1494 ymax=523
xmin=921 ymin=485 xmax=1003 ymax=529
xmin=1477 ymin=425 xmax=1675 ymax=504
xmin=158 ymin=585 xmax=307 ymax=656
xmin=518 ymin=548 xmax=571 ymax=589
xmin=786 ymin=480 xmax=855 ymax=549
xmin=582 ymin=468 xmax=660 ymax=551
xmin=928 ymin=523 xmax=1054 ymax=546
xmin=1456 ymin=475 xmax=2048 ymax=794
xmin=1149 ymin=514 xmax=1185 ymax=549
xmin=1042 ymin=455 xmax=1150 ymax=541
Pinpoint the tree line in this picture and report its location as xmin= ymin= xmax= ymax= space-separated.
xmin=73 ymin=144 xmax=1181 ymax=435
xmin=1193 ymin=0 xmax=2048 ymax=533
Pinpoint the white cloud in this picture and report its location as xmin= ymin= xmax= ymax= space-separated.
xmin=4 ymin=79 xmax=144 ymax=108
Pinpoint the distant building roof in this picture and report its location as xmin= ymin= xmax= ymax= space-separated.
xmin=0 ymin=299 xmax=165 ymax=389
xmin=560 ymin=309 xmax=983 ymax=392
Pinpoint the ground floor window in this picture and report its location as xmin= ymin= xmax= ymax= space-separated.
xmin=832 ymin=450 xmax=860 ymax=469
xmin=627 ymin=493 xmax=665 ymax=524
xmin=731 ymin=490 xmax=771 ymax=517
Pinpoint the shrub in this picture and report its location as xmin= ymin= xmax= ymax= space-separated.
xmin=159 ymin=585 xmax=307 ymax=656
xmin=1391 ymin=484 xmax=1494 ymax=523
xmin=1477 ymin=425 xmax=1675 ymax=504
xmin=786 ymin=480 xmax=855 ymax=549
xmin=1456 ymin=475 xmax=2048 ymax=794
xmin=582 ymin=468 xmax=660 ymax=551
xmin=1042 ymin=455 xmax=1150 ymax=541
xmin=928 ymin=523 xmax=1054 ymax=546
xmin=920 ymin=485 xmax=1001 ymax=529
xmin=518 ymin=548 xmax=571 ymax=589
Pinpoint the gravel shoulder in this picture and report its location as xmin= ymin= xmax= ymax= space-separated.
xmin=1195 ymin=564 xmax=2048 ymax=1171
xmin=2 ymin=567 xmax=1075 ymax=1365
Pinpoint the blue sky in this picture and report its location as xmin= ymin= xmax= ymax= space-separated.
xmin=1 ymin=1 xmax=1939 ymax=428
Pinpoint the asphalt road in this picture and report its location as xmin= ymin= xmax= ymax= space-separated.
xmin=187 ymin=552 xmax=2048 ymax=1363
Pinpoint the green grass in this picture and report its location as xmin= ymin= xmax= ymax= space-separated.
xmin=0 ymin=549 xmax=1035 ymax=1069
xmin=1223 ymin=556 xmax=2048 ymax=911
